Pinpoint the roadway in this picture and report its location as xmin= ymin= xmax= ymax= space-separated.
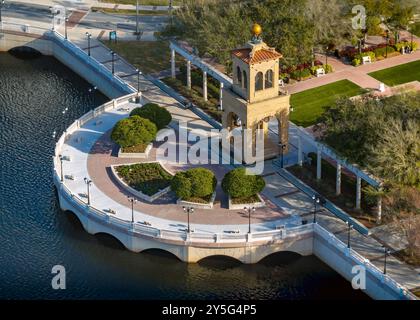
xmin=3 ymin=1 xmax=169 ymax=37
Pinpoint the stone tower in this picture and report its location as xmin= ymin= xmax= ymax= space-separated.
xmin=222 ymin=24 xmax=290 ymax=162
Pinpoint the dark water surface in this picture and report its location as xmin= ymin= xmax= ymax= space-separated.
xmin=0 ymin=52 xmax=369 ymax=300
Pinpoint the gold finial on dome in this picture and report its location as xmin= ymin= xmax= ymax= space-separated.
xmin=252 ymin=23 xmax=262 ymax=36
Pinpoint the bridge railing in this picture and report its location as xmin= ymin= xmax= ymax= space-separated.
xmin=314 ymin=224 xmax=417 ymax=300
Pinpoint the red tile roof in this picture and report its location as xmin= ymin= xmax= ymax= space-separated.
xmin=232 ymin=48 xmax=282 ymax=64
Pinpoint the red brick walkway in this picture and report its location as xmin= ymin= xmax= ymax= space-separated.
xmin=86 ymin=130 xmax=287 ymax=225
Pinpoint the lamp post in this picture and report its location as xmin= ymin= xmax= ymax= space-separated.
xmin=312 ymin=194 xmax=320 ymax=223
xmin=279 ymin=142 xmax=287 ymax=168
xmin=135 ymin=0 xmax=139 ymax=37
xmin=111 ymin=51 xmax=116 ymax=74
xmin=136 ymin=69 xmax=141 ymax=103
xmin=410 ymin=24 xmax=414 ymax=53
xmin=346 ymin=221 xmax=353 ymax=248
xmin=128 ymin=197 xmax=137 ymax=224
xmin=64 ymin=17 xmax=68 ymax=40
xmin=88 ymin=86 xmax=97 ymax=109
xmin=0 ymin=0 xmax=5 ymax=23
xmin=244 ymin=206 xmax=256 ymax=234
xmin=84 ymin=177 xmax=92 ymax=205
xmin=62 ymin=106 xmax=69 ymax=132
xmin=383 ymin=246 xmax=390 ymax=274
xmin=183 ymin=206 xmax=194 ymax=233
xmin=58 ymin=154 xmax=64 ymax=182
xmin=86 ymin=32 xmax=92 ymax=56
xmin=169 ymin=0 xmax=173 ymax=27
xmin=385 ymin=30 xmax=389 ymax=58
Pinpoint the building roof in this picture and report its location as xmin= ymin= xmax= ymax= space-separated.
xmin=232 ymin=47 xmax=282 ymax=65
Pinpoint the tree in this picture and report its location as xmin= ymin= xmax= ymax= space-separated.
xmin=171 ymin=168 xmax=217 ymax=199
xmin=368 ymin=119 xmax=420 ymax=187
xmin=111 ymin=115 xmax=157 ymax=148
xmin=221 ymin=168 xmax=265 ymax=198
xmin=130 ymin=103 xmax=172 ymax=130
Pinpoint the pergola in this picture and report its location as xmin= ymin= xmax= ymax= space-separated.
xmin=169 ymin=41 xmax=232 ymax=109
xmin=294 ymin=125 xmax=384 ymax=221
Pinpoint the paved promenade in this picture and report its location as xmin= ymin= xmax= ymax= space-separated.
xmin=287 ymin=47 xmax=420 ymax=94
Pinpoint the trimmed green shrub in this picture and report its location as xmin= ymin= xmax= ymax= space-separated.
xmin=352 ymin=58 xmax=361 ymax=66
xmin=374 ymin=46 xmax=395 ymax=58
xmin=324 ymin=64 xmax=333 ymax=74
xmin=395 ymin=41 xmax=418 ymax=52
xmin=111 ymin=115 xmax=157 ymax=148
xmin=171 ymin=168 xmax=217 ymax=199
xmin=171 ymin=172 xmax=192 ymax=199
xmin=221 ymin=168 xmax=265 ymax=198
xmin=290 ymin=68 xmax=311 ymax=80
xmin=130 ymin=103 xmax=172 ymax=130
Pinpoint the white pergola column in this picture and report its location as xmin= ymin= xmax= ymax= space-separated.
xmin=219 ymin=82 xmax=224 ymax=110
xmin=356 ymin=176 xmax=362 ymax=210
xmin=377 ymin=195 xmax=382 ymax=223
xmin=336 ymin=163 xmax=342 ymax=196
xmin=171 ymin=49 xmax=176 ymax=79
xmin=316 ymin=147 xmax=322 ymax=180
xmin=186 ymin=60 xmax=191 ymax=89
xmin=297 ymin=135 xmax=303 ymax=166
xmin=203 ymin=70 xmax=208 ymax=101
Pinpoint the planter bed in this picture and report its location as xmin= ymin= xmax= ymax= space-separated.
xmin=111 ymin=162 xmax=173 ymax=202
xmin=118 ymin=143 xmax=153 ymax=159
xmin=228 ymin=194 xmax=265 ymax=210
xmin=177 ymin=191 xmax=217 ymax=210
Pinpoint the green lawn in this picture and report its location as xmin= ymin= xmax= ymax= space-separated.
xmin=290 ymin=80 xmax=366 ymax=127
xmin=368 ymin=60 xmax=420 ymax=86
xmin=102 ymin=40 xmax=182 ymax=74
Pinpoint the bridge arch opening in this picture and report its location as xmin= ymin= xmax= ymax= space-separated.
xmin=258 ymin=251 xmax=303 ymax=266
xmin=8 ymin=46 xmax=43 ymax=59
xmin=93 ymin=232 xmax=126 ymax=250
xmin=140 ymin=248 xmax=182 ymax=262
xmin=197 ymin=255 xmax=242 ymax=269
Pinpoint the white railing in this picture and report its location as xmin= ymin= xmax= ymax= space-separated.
xmin=314 ymin=224 xmax=417 ymax=300
xmin=2 ymin=22 xmax=136 ymax=95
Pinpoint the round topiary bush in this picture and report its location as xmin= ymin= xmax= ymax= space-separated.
xmin=222 ymin=168 xmax=265 ymax=198
xmin=171 ymin=168 xmax=217 ymax=200
xmin=130 ymin=103 xmax=172 ymax=130
xmin=171 ymin=172 xmax=192 ymax=200
xmin=111 ymin=115 xmax=157 ymax=148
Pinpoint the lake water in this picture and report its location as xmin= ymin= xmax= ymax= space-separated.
xmin=0 ymin=52 xmax=368 ymax=300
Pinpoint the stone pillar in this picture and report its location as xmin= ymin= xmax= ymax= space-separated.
xmin=171 ymin=49 xmax=176 ymax=79
xmin=316 ymin=147 xmax=322 ymax=180
xmin=186 ymin=60 xmax=191 ymax=89
xmin=336 ymin=163 xmax=342 ymax=196
xmin=297 ymin=135 xmax=303 ymax=166
xmin=203 ymin=70 xmax=208 ymax=102
xmin=356 ymin=176 xmax=362 ymax=210
xmin=219 ymin=82 xmax=224 ymax=110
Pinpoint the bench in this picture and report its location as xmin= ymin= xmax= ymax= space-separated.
xmin=362 ymin=56 xmax=371 ymax=64
xmin=279 ymin=79 xmax=285 ymax=87
xmin=94 ymin=120 xmax=103 ymax=126
xmin=225 ymin=230 xmax=240 ymax=234
xmin=316 ymin=68 xmax=325 ymax=77
xmin=65 ymin=174 xmax=74 ymax=181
